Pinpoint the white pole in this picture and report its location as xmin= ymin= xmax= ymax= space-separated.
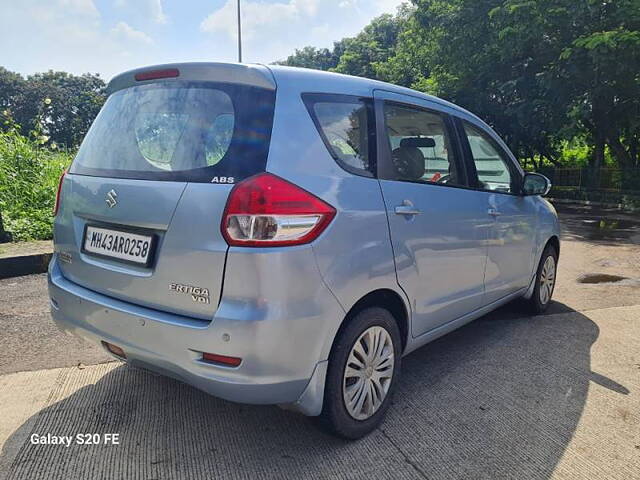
xmin=237 ymin=0 xmax=242 ymax=62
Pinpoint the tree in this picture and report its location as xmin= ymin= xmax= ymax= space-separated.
xmin=275 ymin=6 xmax=413 ymax=79
xmin=1 ymin=68 xmax=106 ymax=148
xmin=279 ymin=0 xmax=640 ymax=169
xmin=556 ymin=0 xmax=640 ymax=168
xmin=333 ymin=10 xmax=410 ymax=79
xmin=373 ymin=11 xmax=432 ymax=88
xmin=0 ymin=67 xmax=25 ymax=111
xmin=400 ymin=0 xmax=572 ymax=165
xmin=275 ymin=46 xmax=340 ymax=71
xmin=403 ymin=0 xmax=640 ymax=168
xmin=12 ymin=71 xmax=106 ymax=148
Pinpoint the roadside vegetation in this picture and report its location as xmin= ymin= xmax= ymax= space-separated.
xmin=0 ymin=70 xmax=103 ymax=241
xmin=0 ymin=115 xmax=73 ymax=241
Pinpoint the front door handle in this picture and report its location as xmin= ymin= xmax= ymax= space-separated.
xmin=395 ymin=202 xmax=421 ymax=216
xmin=488 ymin=208 xmax=501 ymax=217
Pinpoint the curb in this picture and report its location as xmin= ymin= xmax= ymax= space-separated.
xmin=0 ymin=253 xmax=52 ymax=280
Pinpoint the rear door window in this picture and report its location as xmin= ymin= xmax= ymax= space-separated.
xmin=380 ymin=102 xmax=465 ymax=187
xmin=303 ymin=94 xmax=375 ymax=177
xmin=70 ymin=82 xmax=275 ymax=182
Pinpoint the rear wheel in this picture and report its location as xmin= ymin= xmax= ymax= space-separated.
xmin=526 ymin=244 xmax=558 ymax=314
xmin=317 ymin=307 xmax=401 ymax=439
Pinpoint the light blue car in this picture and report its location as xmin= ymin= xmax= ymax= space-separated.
xmin=49 ymin=63 xmax=560 ymax=439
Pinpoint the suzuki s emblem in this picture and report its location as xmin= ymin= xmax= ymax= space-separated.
xmin=105 ymin=189 xmax=118 ymax=208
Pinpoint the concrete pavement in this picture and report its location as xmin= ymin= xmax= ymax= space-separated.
xmin=1 ymin=303 xmax=638 ymax=479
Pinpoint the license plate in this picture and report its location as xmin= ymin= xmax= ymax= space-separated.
xmin=82 ymin=225 xmax=155 ymax=266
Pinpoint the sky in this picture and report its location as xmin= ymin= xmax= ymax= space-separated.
xmin=0 ymin=0 xmax=406 ymax=82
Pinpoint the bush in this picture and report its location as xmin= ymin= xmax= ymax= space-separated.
xmin=0 ymin=126 xmax=73 ymax=241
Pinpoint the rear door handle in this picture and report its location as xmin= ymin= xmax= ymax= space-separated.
xmin=488 ymin=208 xmax=501 ymax=217
xmin=395 ymin=204 xmax=421 ymax=216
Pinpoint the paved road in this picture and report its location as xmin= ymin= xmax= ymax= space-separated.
xmin=0 ymin=274 xmax=112 ymax=375
xmin=0 ymin=205 xmax=639 ymax=479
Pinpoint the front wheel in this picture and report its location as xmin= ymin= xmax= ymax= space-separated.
xmin=526 ymin=244 xmax=558 ymax=314
xmin=316 ymin=307 xmax=402 ymax=439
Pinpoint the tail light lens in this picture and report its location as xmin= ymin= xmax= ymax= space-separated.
xmin=221 ymin=173 xmax=336 ymax=247
xmin=53 ymin=169 xmax=67 ymax=216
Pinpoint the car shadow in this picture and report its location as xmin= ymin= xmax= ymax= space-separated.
xmin=1 ymin=301 xmax=611 ymax=479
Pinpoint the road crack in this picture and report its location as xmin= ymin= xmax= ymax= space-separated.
xmin=380 ymin=428 xmax=430 ymax=479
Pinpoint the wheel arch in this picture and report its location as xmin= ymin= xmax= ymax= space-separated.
xmin=546 ymin=235 xmax=560 ymax=259
xmin=287 ymin=288 xmax=410 ymax=418
xmin=524 ymin=234 xmax=561 ymax=300
xmin=332 ymin=288 xmax=410 ymax=355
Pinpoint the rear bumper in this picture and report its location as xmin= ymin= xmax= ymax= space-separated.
xmin=48 ymin=252 xmax=343 ymax=414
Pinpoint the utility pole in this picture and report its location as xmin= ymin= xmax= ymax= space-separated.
xmin=237 ymin=0 xmax=242 ymax=63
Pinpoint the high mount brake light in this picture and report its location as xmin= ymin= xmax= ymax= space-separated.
xmin=53 ymin=170 xmax=67 ymax=216
xmin=134 ymin=68 xmax=180 ymax=81
xmin=221 ymin=173 xmax=336 ymax=247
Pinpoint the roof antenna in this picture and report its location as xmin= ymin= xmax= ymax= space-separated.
xmin=237 ymin=0 xmax=242 ymax=63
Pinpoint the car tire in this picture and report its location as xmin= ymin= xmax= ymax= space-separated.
xmin=526 ymin=244 xmax=558 ymax=314
xmin=316 ymin=307 xmax=402 ymax=440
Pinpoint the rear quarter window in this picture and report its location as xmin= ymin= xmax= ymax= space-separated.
xmin=302 ymin=94 xmax=376 ymax=177
xmin=70 ymin=81 xmax=275 ymax=183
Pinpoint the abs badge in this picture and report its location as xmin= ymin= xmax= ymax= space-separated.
xmin=211 ymin=177 xmax=234 ymax=184
xmin=169 ymin=283 xmax=210 ymax=304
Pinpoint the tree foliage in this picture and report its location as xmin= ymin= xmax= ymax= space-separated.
xmin=0 ymin=68 xmax=106 ymax=149
xmin=275 ymin=46 xmax=340 ymax=71
xmin=278 ymin=0 xmax=640 ymax=168
xmin=277 ymin=6 xmax=414 ymax=80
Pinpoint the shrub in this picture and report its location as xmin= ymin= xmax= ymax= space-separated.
xmin=0 ymin=125 xmax=73 ymax=241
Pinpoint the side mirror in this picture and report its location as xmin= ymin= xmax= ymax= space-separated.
xmin=522 ymin=173 xmax=551 ymax=196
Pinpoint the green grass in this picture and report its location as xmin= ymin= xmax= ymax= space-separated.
xmin=0 ymin=127 xmax=73 ymax=241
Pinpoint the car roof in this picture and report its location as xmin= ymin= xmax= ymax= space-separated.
xmin=108 ymin=62 xmax=480 ymax=122
xmin=264 ymin=64 xmax=481 ymax=122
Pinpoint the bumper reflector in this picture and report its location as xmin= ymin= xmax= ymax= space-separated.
xmin=202 ymin=352 xmax=242 ymax=367
xmin=103 ymin=341 xmax=126 ymax=359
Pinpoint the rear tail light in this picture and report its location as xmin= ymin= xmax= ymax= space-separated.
xmin=221 ymin=173 xmax=336 ymax=247
xmin=53 ymin=169 xmax=67 ymax=216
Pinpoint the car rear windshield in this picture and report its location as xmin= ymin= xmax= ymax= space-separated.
xmin=70 ymin=81 xmax=275 ymax=182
